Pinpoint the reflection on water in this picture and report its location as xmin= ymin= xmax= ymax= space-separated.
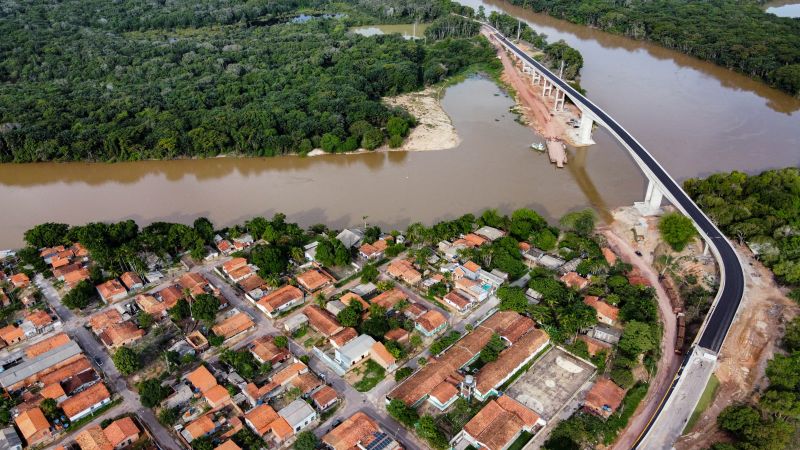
xmin=350 ymin=23 xmax=430 ymax=39
xmin=765 ymin=1 xmax=800 ymax=18
xmin=0 ymin=77 xmax=642 ymax=248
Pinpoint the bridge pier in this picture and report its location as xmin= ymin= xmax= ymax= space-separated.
xmin=554 ymin=89 xmax=566 ymax=112
xmin=575 ymin=113 xmax=595 ymax=146
xmin=532 ymin=71 xmax=541 ymax=85
xmin=543 ymin=79 xmax=553 ymax=97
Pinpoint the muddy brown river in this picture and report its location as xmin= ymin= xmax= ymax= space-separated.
xmin=1 ymin=0 xmax=798 ymax=248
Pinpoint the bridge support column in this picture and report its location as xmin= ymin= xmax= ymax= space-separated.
xmin=575 ymin=113 xmax=595 ymax=146
xmin=644 ymin=179 xmax=664 ymax=210
xmin=554 ymin=89 xmax=566 ymax=112
xmin=532 ymin=71 xmax=541 ymax=85
xmin=543 ymin=79 xmax=552 ymax=97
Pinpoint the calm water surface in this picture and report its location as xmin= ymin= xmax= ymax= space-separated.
xmin=765 ymin=1 xmax=800 ymax=18
xmin=350 ymin=23 xmax=430 ymax=39
xmin=1 ymin=1 xmax=799 ymax=248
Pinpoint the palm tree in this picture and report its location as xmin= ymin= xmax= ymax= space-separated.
xmin=654 ymin=254 xmax=686 ymax=279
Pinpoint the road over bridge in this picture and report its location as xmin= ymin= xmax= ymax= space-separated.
xmin=488 ymin=26 xmax=746 ymax=449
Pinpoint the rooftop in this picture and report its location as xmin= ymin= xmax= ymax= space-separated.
xmin=296 ymin=269 xmax=334 ymax=292
xmin=60 ymin=382 xmax=110 ymax=419
xmin=463 ymin=396 xmax=540 ymax=450
xmin=584 ymin=378 xmax=625 ymax=418
xmin=212 ymin=312 xmax=255 ymax=339
xmin=303 ymin=305 xmax=342 ymax=336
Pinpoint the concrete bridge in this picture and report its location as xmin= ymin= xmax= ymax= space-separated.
xmin=488 ymin=26 xmax=746 ymax=449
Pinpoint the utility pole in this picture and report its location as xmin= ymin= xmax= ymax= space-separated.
xmin=559 ymin=60 xmax=565 ymax=79
xmin=516 ymin=19 xmax=521 ymax=41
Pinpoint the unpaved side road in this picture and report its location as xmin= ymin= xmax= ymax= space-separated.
xmin=601 ymin=228 xmax=682 ymax=450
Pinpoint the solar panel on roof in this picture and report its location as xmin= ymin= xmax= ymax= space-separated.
xmin=365 ymin=432 xmax=393 ymax=450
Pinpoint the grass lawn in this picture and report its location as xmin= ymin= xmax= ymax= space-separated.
xmin=353 ymin=360 xmax=386 ymax=392
xmin=507 ymin=431 xmax=533 ymax=450
xmin=684 ymin=374 xmax=720 ymax=433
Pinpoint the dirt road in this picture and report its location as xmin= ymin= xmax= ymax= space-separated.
xmin=483 ymin=30 xmax=580 ymax=146
xmin=601 ymin=229 xmax=682 ymax=450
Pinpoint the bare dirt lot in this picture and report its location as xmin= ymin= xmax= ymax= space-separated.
xmin=676 ymin=248 xmax=799 ymax=449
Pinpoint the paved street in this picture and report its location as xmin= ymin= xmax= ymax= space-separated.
xmin=35 ymin=275 xmax=181 ymax=450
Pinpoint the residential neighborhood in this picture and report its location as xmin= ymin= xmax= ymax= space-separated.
xmin=0 ymin=209 xmax=651 ymax=450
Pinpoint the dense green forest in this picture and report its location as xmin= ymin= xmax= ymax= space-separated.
xmin=0 ymin=0 xmax=496 ymax=162
xmin=506 ymin=0 xmax=800 ymax=96
xmin=684 ymin=168 xmax=800 ymax=296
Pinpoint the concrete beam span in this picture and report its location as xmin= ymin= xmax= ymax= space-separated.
xmin=486 ymin=25 xmax=746 ymax=449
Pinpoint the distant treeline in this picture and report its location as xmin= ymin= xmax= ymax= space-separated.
xmin=0 ymin=0 xmax=496 ymax=162
xmin=504 ymin=0 xmax=800 ymax=96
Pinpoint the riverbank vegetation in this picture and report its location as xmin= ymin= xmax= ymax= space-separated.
xmin=505 ymin=0 xmax=800 ymax=96
xmin=482 ymin=10 xmax=583 ymax=80
xmin=684 ymin=168 xmax=800 ymax=295
xmin=0 ymin=0 xmax=497 ymax=162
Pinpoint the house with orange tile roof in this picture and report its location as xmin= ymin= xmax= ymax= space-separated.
xmin=181 ymin=414 xmax=217 ymax=443
xmin=463 ymin=233 xmax=488 ymax=248
xmin=222 ymin=257 xmax=247 ymax=275
xmin=339 ymin=292 xmax=369 ymax=310
xmin=88 ymin=309 xmax=123 ymax=334
xmin=238 ymin=274 xmax=266 ymax=293
xmin=370 ymin=288 xmax=408 ymax=312
xmin=289 ymin=372 xmax=323 ymax=396
xmin=25 ymin=333 xmax=71 ymax=359
xmin=560 ymin=271 xmax=589 ymax=290
xmin=322 ymin=412 xmax=400 ymax=450
xmin=61 ymin=266 xmax=90 ymax=287
xmin=303 ymin=305 xmax=342 ymax=337
xmin=120 ymin=272 xmax=144 ymax=291
xmin=577 ymin=335 xmax=613 ymax=356
xmin=59 ymin=382 xmax=111 ymax=421
xmin=256 ymin=285 xmax=304 ymax=318
xmin=455 ymin=278 xmax=489 ymax=303
xmin=40 ymin=383 xmax=67 ymax=402
xmin=584 ymin=378 xmax=626 ymax=419
xmin=186 ymin=365 xmax=217 ymax=391
xmin=103 ymin=417 xmax=140 ymax=448
xmin=14 ymin=407 xmax=51 ymax=446
xmin=358 ymin=239 xmax=388 ymax=260
xmin=402 ymin=302 xmax=427 ymax=320
xmin=96 ymin=279 xmax=128 ymax=303
xmin=0 ymin=325 xmax=24 ymax=345
xmin=135 ymin=294 xmax=167 ymax=317
xmin=185 ymin=365 xmax=231 ymax=410
xmin=428 ymin=380 xmax=460 ymax=410
xmin=330 ymin=327 xmax=357 ymax=348
xmin=10 ymin=273 xmax=30 ymax=289
xmin=414 ymin=310 xmax=448 ymax=337
xmin=22 ymin=309 xmax=55 ymax=335
xmin=452 ymin=396 xmax=544 ymax=450
xmin=248 ymin=336 xmax=290 ymax=365
xmin=156 ymin=285 xmax=183 ymax=307
xmin=384 ymin=328 xmax=409 ymax=344
xmin=388 ymin=311 xmax=539 ymax=407
xmin=99 ymin=321 xmax=145 ymax=349
xmin=270 ymin=361 xmax=309 ymax=388
xmin=443 ymin=290 xmax=472 ymax=313
xmin=387 ymin=259 xmax=421 ymax=285
xmin=76 ymin=424 xmax=112 ymax=450
xmin=204 ymin=384 xmax=232 ymax=410
xmin=296 ymin=269 xmax=334 ymax=293
xmin=212 ymin=311 xmax=255 ymax=341
xmin=311 ymin=385 xmax=338 ymax=411
xmin=214 ymin=440 xmax=241 ymax=450
xmin=216 ymin=239 xmax=233 ymax=255
xmin=473 ymin=329 xmax=550 ymax=401
xmin=244 ymin=404 xmax=292 ymax=442
xmin=583 ymin=296 xmax=620 ymax=326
